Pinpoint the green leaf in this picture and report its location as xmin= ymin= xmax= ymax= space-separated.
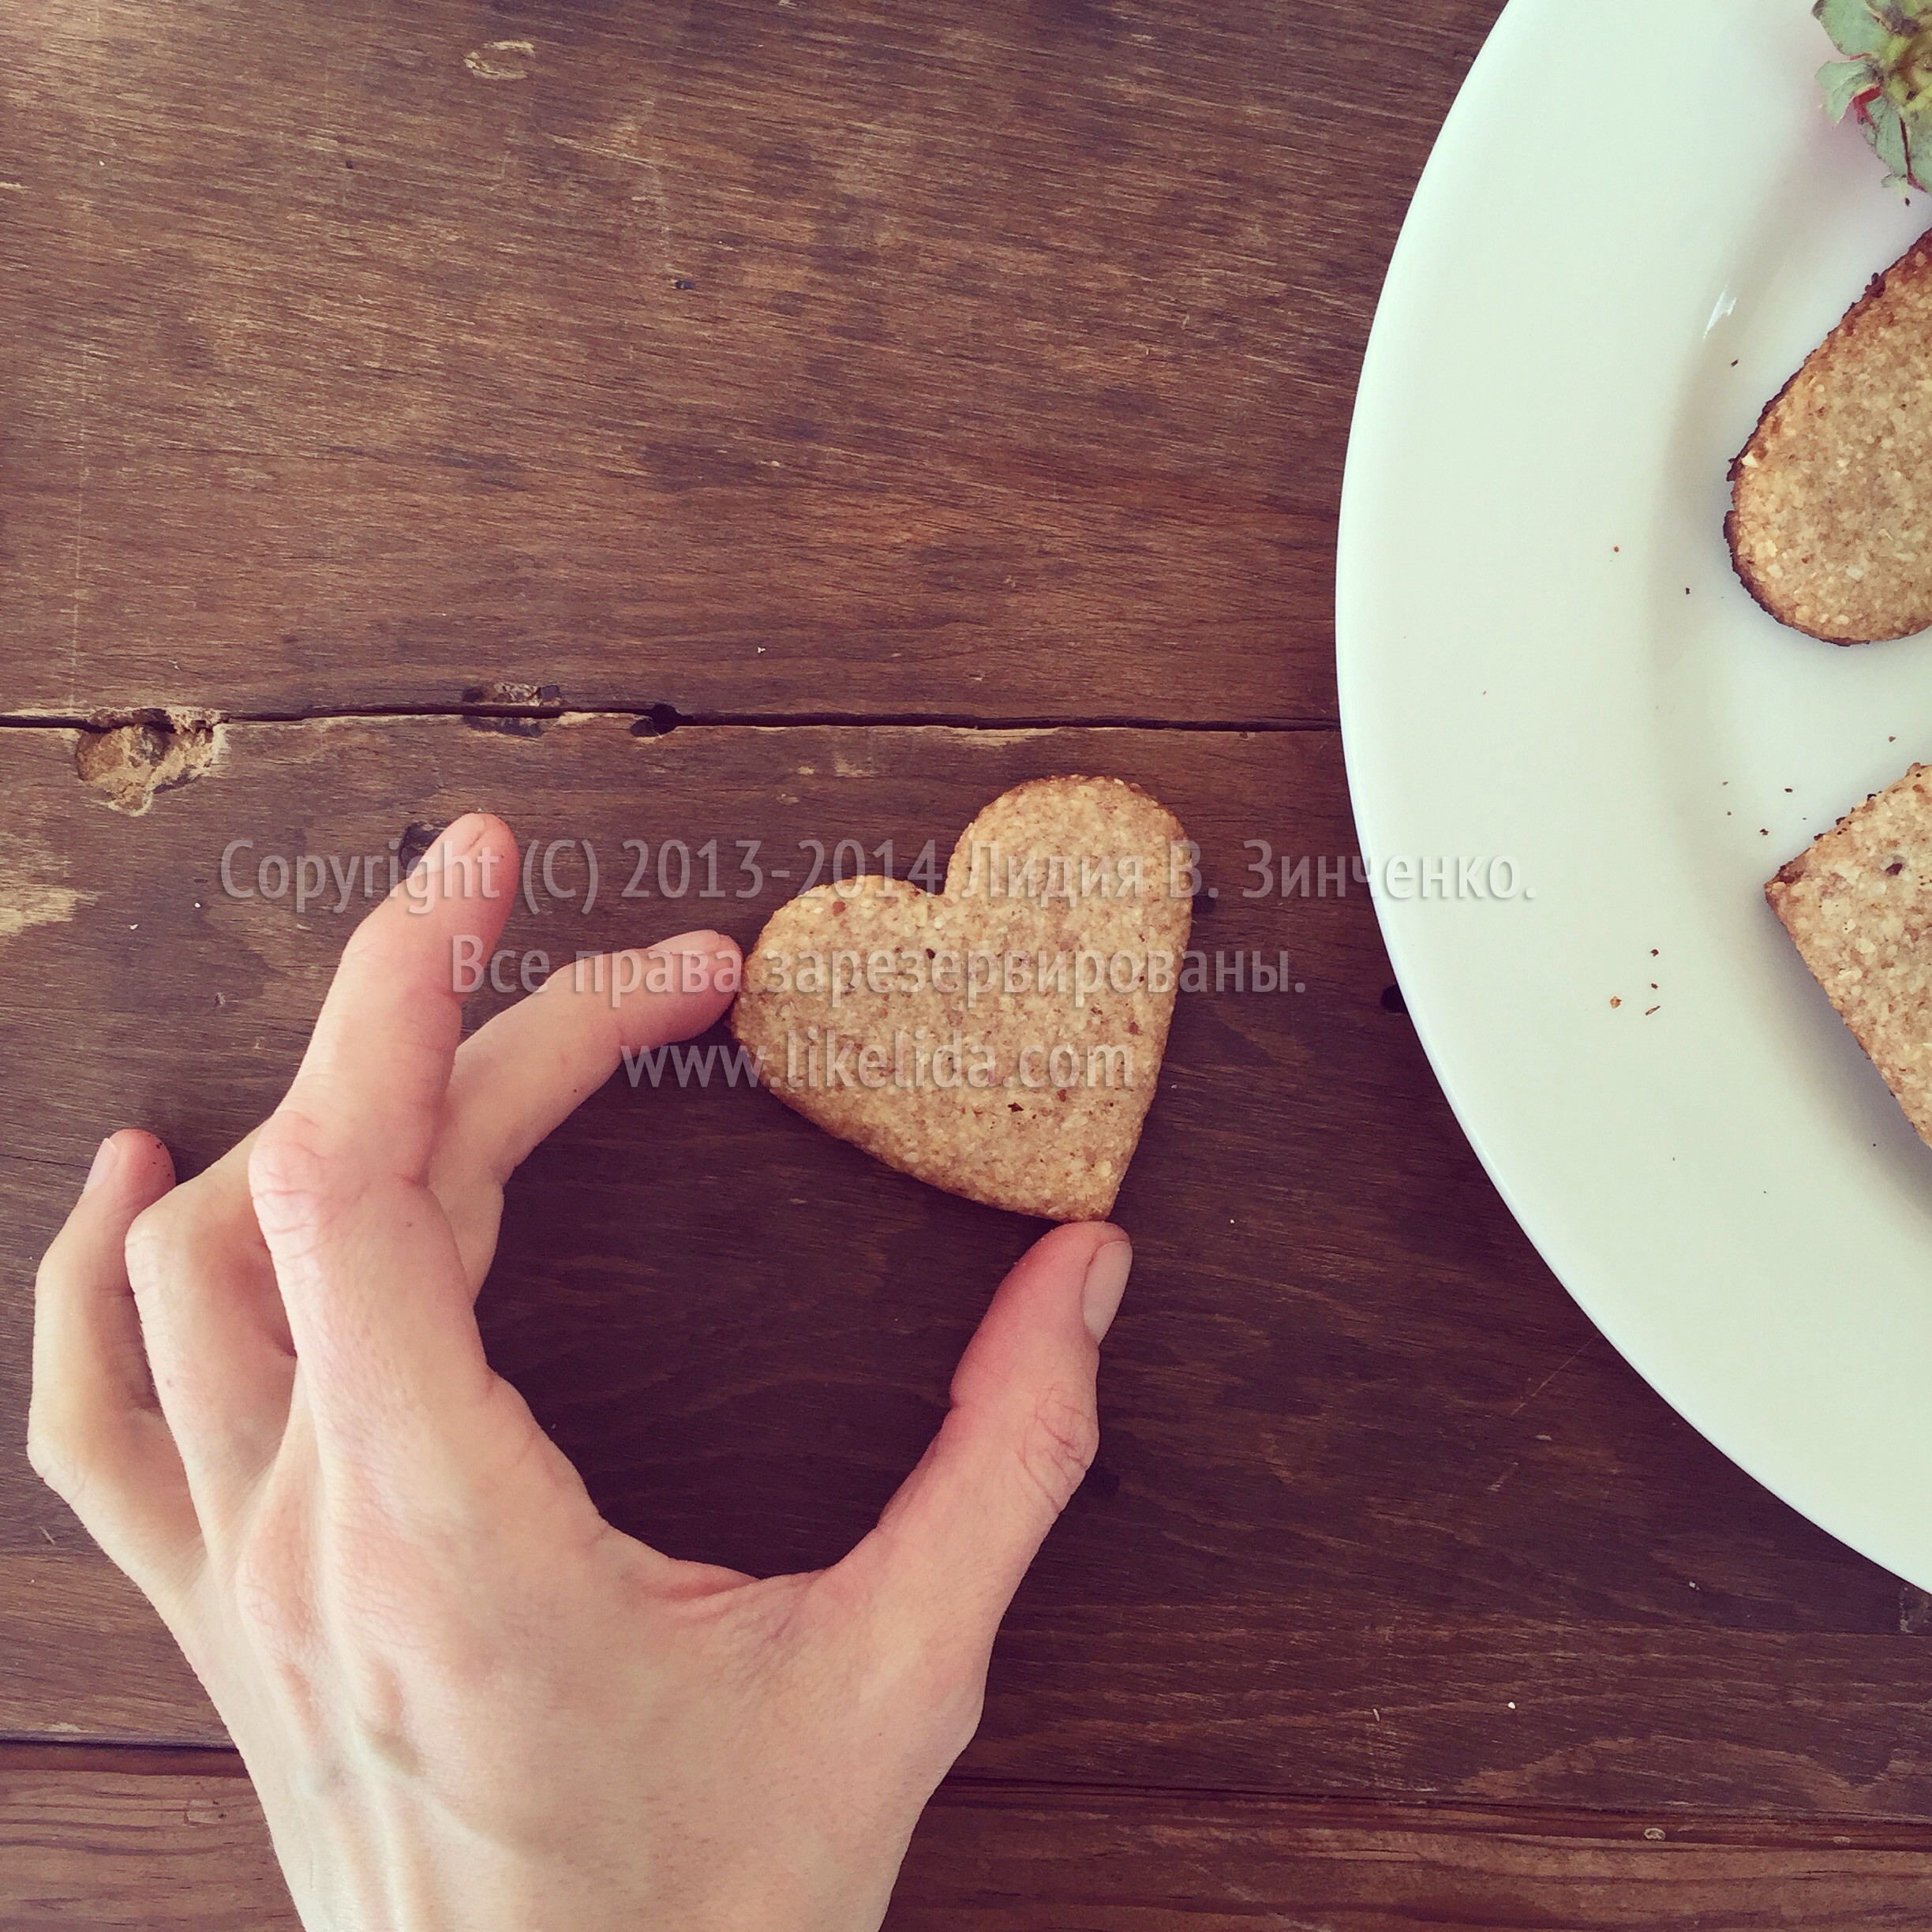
xmin=1866 ymin=92 xmax=1914 ymax=178
xmin=1817 ymin=0 xmax=1893 ymax=58
xmin=1901 ymin=92 xmax=1932 ymax=185
xmin=1821 ymin=54 xmax=1879 ymax=117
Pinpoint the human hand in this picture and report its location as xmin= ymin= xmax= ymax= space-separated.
xmin=28 ymin=814 xmax=1134 ymax=1932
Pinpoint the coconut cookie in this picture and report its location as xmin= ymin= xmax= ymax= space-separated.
xmin=1768 ymin=762 xmax=1932 ymax=1144
xmin=731 ymin=777 xmax=1193 ymax=1220
xmin=1728 ymin=232 xmax=1932 ymax=644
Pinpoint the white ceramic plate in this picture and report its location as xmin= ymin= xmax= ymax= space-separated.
xmin=1338 ymin=0 xmax=1932 ymax=1584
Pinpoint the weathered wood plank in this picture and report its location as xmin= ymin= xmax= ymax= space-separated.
xmin=8 ymin=1749 xmax=1932 ymax=1930
xmin=2 ymin=716 xmax=1928 ymax=1824
xmin=0 ymin=0 xmax=1503 ymax=723
xmin=0 ymin=1755 xmax=290 ymax=1931
xmin=893 ymin=1787 xmax=1932 ymax=1930
xmin=10 ymin=1538 xmax=1932 ymax=1823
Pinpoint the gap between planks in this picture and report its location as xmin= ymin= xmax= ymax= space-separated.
xmin=0 ymin=706 xmax=1344 ymax=736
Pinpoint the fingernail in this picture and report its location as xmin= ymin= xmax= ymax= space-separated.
xmin=653 ymin=931 xmax=739 ymax=993
xmin=655 ymin=928 xmax=721 ymax=956
xmin=82 ymin=1136 xmax=118 ymax=1196
xmin=426 ymin=814 xmax=489 ymax=867
xmin=1081 ymin=1236 xmax=1133 ymax=1343
xmin=402 ymin=814 xmax=501 ymax=913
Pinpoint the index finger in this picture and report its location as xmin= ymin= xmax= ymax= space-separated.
xmin=279 ymin=813 xmax=515 ymax=1182
xmin=246 ymin=814 xmax=516 ymax=1473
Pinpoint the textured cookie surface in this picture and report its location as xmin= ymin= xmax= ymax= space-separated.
xmin=731 ymin=777 xmax=1192 ymax=1220
xmin=1729 ymin=234 xmax=1932 ymax=644
xmin=1768 ymin=762 xmax=1932 ymax=1143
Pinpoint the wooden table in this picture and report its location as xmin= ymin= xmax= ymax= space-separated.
xmin=6 ymin=2 xmax=1932 ymax=1925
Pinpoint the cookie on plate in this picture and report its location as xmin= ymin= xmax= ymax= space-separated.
xmin=1730 ymin=234 xmax=1932 ymax=644
xmin=1768 ymin=762 xmax=1932 ymax=1142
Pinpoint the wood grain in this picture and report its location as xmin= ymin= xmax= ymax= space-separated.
xmin=0 ymin=0 xmax=1503 ymax=724
xmin=3 ymin=717 xmax=1928 ymax=1829
xmin=0 ymin=1755 xmax=291 ymax=1932
xmin=893 ymin=1787 xmax=1932 ymax=1930
xmin=10 ymin=1749 xmax=1932 ymax=1930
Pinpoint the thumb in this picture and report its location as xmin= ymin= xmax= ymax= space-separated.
xmin=839 ymin=1222 xmax=1132 ymax=1671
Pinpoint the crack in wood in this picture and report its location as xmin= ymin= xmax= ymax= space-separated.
xmin=1 ymin=706 xmax=1343 ymax=736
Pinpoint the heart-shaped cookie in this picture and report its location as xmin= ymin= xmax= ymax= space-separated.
xmin=731 ymin=776 xmax=1192 ymax=1220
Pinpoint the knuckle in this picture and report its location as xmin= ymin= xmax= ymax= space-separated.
xmin=918 ymin=1661 xmax=987 ymax=1766
xmin=340 ymin=908 xmax=397 ymax=964
xmin=1014 ymin=1384 xmax=1100 ymax=1516
xmin=247 ymin=1109 xmax=341 ymax=1245
xmin=29 ymin=1246 xmax=64 ymax=1308
xmin=344 ymin=1654 xmax=416 ymax=1765
xmin=230 ymin=1500 xmax=317 ymax=1667
xmin=122 ymin=1193 xmax=199 ymax=1295
xmin=24 ymin=1406 xmax=125 ymax=1537
xmin=24 ymin=1402 xmax=86 ymax=1501
xmin=231 ymin=1544 xmax=331 ymax=1750
xmin=846 ymin=1607 xmax=989 ymax=1787
xmin=886 ymin=1627 xmax=991 ymax=1778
